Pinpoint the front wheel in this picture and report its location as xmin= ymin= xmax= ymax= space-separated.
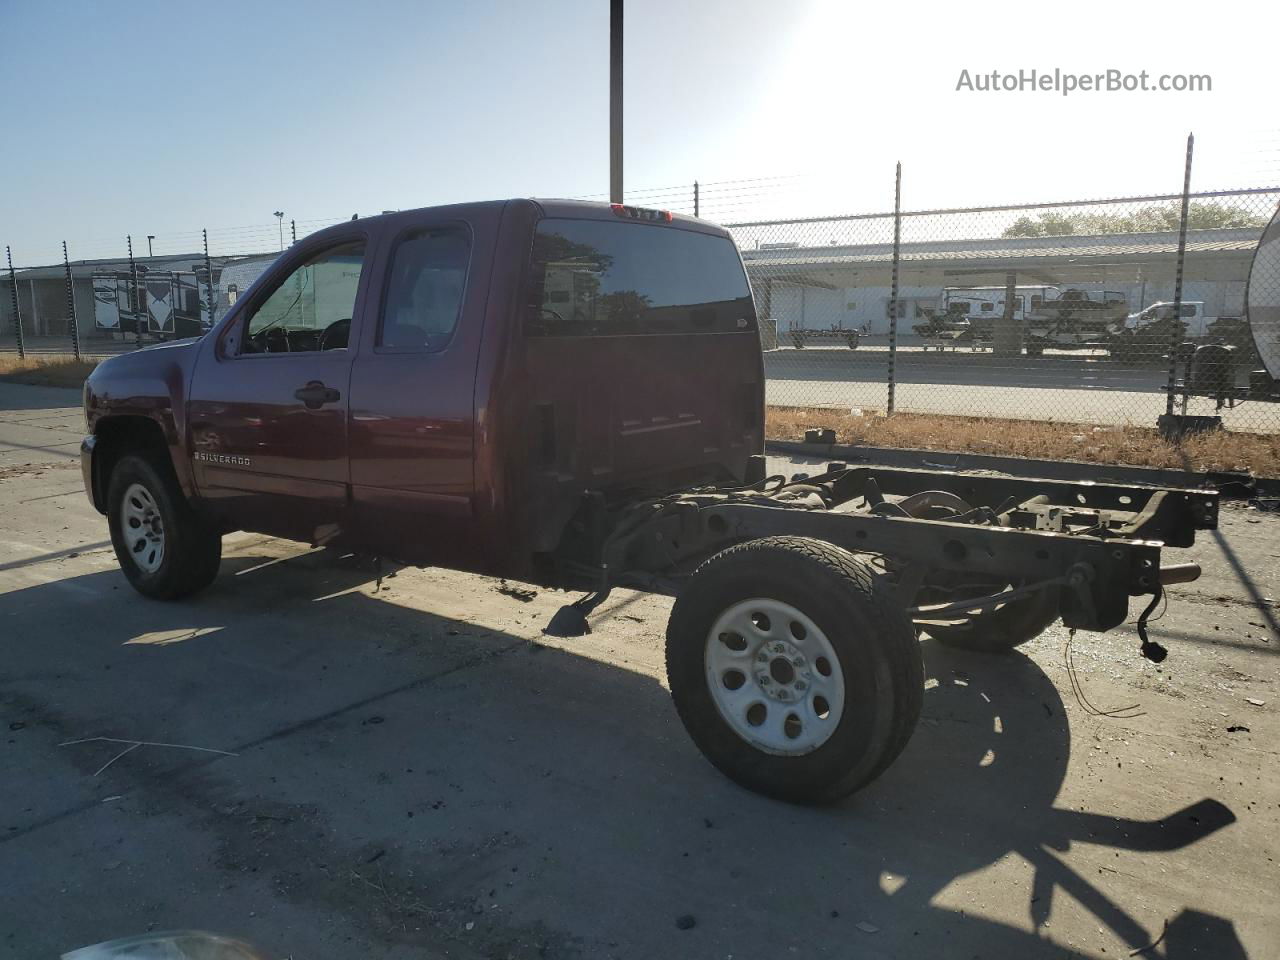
xmin=107 ymin=453 xmax=222 ymax=600
xmin=665 ymin=537 xmax=923 ymax=804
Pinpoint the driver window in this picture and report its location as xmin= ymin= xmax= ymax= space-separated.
xmin=241 ymin=240 xmax=366 ymax=354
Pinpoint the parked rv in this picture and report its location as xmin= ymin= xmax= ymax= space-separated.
xmin=913 ymin=285 xmax=1059 ymax=349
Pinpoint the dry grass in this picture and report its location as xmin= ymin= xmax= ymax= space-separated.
xmin=767 ymin=406 xmax=1280 ymax=476
xmin=0 ymin=357 xmax=97 ymax=388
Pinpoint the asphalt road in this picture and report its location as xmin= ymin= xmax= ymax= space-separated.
xmin=2 ymin=383 xmax=1278 ymax=959
xmin=764 ymin=346 xmax=1280 ymax=433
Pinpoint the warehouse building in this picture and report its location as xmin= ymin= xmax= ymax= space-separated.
xmin=735 ymin=225 xmax=1262 ymax=337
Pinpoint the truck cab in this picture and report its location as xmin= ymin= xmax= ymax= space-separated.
xmin=82 ymin=199 xmax=764 ymax=585
xmin=1119 ymin=301 xmax=1209 ymax=338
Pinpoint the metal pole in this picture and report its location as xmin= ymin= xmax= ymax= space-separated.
xmin=6 ymin=246 xmax=25 ymax=359
xmin=203 ymin=228 xmax=215 ymax=329
xmin=1164 ymin=133 xmax=1194 ymax=417
xmin=63 ymin=241 xmax=81 ymax=360
xmin=997 ymin=271 xmax=1018 ymax=356
xmin=128 ymin=235 xmax=142 ymax=350
xmin=887 ymin=162 xmax=902 ymax=417
xmin=694 ymin=180 xmax=700 ymax=218
xmin=609 ymin=0 xmax=623 ymax=203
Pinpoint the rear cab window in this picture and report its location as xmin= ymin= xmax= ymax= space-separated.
xmin=525 ymin=218 xmax=755 ymax=336
xmin=377 ymin=227 xmax=471 ymax=352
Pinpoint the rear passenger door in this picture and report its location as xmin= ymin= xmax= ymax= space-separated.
xmin=347 ymin=209 xmax=497 ymax=567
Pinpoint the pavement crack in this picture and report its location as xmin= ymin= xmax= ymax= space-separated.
xmin=0 ymin=636 xmax=530 ymax=846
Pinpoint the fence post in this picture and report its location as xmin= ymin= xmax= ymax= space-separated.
xmin=203 ymin=229 xmax=215 ymax=327
xmin=887 ymin=161 xmax=902 ymax=417
xmin=1165 ymin=132 xmax=1195 ymax=416
xmin=127 ymin=236 xmax=142 ymax=350
xmin=694 ymin=181 xmax=700 ymax=218
xmin=6 ymin=245 xmax=24 ymax=359
xmin=62 ymin=240 xmax=81 ymax=360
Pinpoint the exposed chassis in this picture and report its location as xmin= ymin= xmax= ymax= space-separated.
xmin=588 ymin=461 xmax=1217 ymax=635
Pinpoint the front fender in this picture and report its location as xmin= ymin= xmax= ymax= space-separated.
xmin=81 ymin=435 xmax=103 ymax=513
xmin=83 ymin=338 xmax=202 ymax=501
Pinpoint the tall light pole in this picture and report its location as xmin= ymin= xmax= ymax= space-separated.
xmin=273 ymin=211 xmax=285 ymax=250
xmin=609 ymin=0 xmax=623 ymax=203
xmin=146 ymin=235 xmax=155 ymax=258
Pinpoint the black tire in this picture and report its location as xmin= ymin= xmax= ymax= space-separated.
xmin=665 ymin=536 xmax=923 ymax=804
xmin=923 ymin=586 xmax=1060 ymax=654
xmin=107 ymin=453 xmax=222 ymax=600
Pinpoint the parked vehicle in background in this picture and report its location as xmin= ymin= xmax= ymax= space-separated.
xmin=788 ymin=321 xmax=862 ymax=349
xmin=915 ymin=286 xmax=1058 ymax=349
xmin=79 ymin=199 xmax=1218 ymax=805
xmin=1024 ymin=289 xmax=1129 ymax=355
xmin=913 ymin=286 xmax=1127 ymax=354
xmin=1108 ymin=301 xmax=1250 ymax=362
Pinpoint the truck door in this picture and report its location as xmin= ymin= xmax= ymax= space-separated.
xmin=187 ymin=233 xmax=372 ymax=544
xmin=347 ymin=209 xmax=497 ymax=568
xmin=1186 ymin=303 xmax=1208 ymax=339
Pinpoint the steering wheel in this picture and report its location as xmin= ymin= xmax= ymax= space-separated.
xmin=262 ymin=326 xmax=291 ymax=352
xmin=318 ymin=318 xmax=351 ymax=351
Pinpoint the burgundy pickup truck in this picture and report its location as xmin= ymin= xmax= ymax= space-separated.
xmin=82 ymin=199 xmax=1217 ymax=803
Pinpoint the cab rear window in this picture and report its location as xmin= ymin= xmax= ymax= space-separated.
xmin=525 ymin=218 xmax=755 ymax=337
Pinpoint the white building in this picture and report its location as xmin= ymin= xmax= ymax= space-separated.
xmin=737 ymin=226 xmax=1262 ymax=338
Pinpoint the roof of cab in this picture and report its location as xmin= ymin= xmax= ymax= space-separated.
xmin=304 ymin=199 xmax=730 ymax=244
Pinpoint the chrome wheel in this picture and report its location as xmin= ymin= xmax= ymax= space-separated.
xmin=120 ymin=482 xmax=165 ymax=574
xmin=704 ymin=598 xmax=846 ymax=756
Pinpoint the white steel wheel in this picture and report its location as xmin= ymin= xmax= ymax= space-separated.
xmin=667 ymin=537 xmax=923 ymax=803
xmin=705 ymin=597 xmax=846 ymax=756
xmin=120 ymin=481 xmax=165 ymax=574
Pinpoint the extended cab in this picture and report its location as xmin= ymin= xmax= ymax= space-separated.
xmin=82 ymin=199 xmax=1218 ymax=805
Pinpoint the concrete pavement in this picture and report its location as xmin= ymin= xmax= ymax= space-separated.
xmin=1 ymin=386 xmax=1277 ymax=959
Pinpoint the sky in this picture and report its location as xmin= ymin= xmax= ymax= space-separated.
xmin=1 ymin=0 xmax=1277 ymax=264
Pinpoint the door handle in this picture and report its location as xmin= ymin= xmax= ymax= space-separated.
xmin=294 ymin=381 xmax=341 ymax=409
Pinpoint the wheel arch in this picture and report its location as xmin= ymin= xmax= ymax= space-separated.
xmin=90 ymin=415 xmax=182 ymax=514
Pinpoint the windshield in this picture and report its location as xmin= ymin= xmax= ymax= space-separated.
xmin=525 ymin=218 xmax=755 ymax=336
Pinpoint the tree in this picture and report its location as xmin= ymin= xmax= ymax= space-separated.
xmin=1002 ymin=201 xmax=1266 ymax=238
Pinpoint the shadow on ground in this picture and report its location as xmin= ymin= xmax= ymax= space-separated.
xmin=0 ymin=548 xmax=1250 ymax=959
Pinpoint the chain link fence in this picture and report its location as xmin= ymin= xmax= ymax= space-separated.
xmin=3 ymin=171 xmax=1279 ymax=442
xmin=732 ymin=182 xmax=1280 ymax=437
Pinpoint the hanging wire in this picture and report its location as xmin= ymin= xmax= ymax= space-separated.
xmin=1063 ymin=629 xmax=1145 ymax=719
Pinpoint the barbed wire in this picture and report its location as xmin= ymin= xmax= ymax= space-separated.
xmin=2 ymin=178 xmax=1277 ymax=270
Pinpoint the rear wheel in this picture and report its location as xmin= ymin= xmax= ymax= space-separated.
xmin=666 ymin=537 xmax=922 ymax=804
xmin=107 ymin=453 xmax=221 ymax=600
xmin=922 ymin=585 xmax=1060 ymax=653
